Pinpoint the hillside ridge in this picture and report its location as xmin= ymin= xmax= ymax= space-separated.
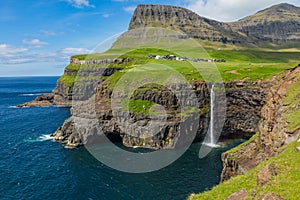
xmin=129 ymin=3 xmax=300 ymax=44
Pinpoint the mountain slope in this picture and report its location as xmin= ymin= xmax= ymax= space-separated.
xmin=129 ymin=3 xmax=300 ymax=46
xmin=129 ymin=4 xmax=248 ymax=44
xmin=230 ymin=3 xmax=300 ymax=42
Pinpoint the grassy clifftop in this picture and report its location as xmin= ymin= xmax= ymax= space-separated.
xmin=60 ymin=46 xmax=299 ymax=88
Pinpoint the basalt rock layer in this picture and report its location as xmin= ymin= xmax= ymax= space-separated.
xmin=52 ymin=79 xmax=266 ymax=149
xmin=221 ymin=66 xmax=300 ymax=182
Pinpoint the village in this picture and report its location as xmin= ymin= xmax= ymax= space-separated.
xmin=148 ymin=54 xmax=226 ymax=63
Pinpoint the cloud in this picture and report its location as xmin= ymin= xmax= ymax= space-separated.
xmin=123 ymin=6 xmax=136 ymax=14
xmin=59 ymin=47 xmax=91 ymax=54
xmin=39 ymin=30 xmax=57 ymax=36
xmin=102 ymin=13 xmax=111 ymax=18
xmin=185 ymin=0 xmax=300 ymax=22
xmin=65 ymin=0 xmax=94 ymax=8
xmin=0 ymin=44 xmax=28 ymax=57
xmin=22 ymin=39 xmax=48 ymax=47
xmin=0 ymin=42 xmax=91 ymax=64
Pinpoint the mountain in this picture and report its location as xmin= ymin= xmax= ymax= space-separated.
xmin=129 ymin=4 xmax=248 ymax=44
xmin=129 ymin=3 xmax=300 ymax=45
xmin=230 ymin=3 xmax=300 ymax=42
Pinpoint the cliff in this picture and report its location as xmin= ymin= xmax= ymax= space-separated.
xmin=190 ymin=65 xmax=300 ymax=200
xmin=221 ymin=65 xmax=300 ymax=181
xmin=52 ymin=80 xmax=266 ymax=149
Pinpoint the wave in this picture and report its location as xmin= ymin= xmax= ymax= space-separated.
xmin=19 ymin=93 xmax=43 ymax=96
xmin=24 ymin=134 xmax=54 ymax=143
xmin=38 ymin=134 xmax=53 ymax=141
xmin=8 ymin=106 xmax=19 ymax=108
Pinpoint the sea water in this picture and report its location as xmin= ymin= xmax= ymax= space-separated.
xmin=0 ymin=77 xmax=241 ymax=199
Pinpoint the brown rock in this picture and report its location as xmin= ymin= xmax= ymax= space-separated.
xmin=17 ymin=100 xmax=52 ymax=108
xmin=257 ymin=163 xmax=278 ymax=186
xmin=262 ymin=193 xmax=284 ymax=200
xmin=225 ymin=189 xmax=248 ymax=200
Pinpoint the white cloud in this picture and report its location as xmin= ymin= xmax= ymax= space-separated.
xmin=59 ymin=47 xmax=91 ymax=54
xmin=22 ymin=39 xmax=48 ymax=47
xmin=186 ymin=0 xmax=300 ymax=22
xmin=40 ymin=30 xmax=57 ymax=36
xmin=102 ymin=13 xmax=111 ymax=18
xmin=0 ymin=44 xmax=28 ymax=56
xmin=0 ymin=43 xmax=91 ymax=64
xmin=124 ymin=6 xmax=136 ymax=14
xmin=65 ymin=0 xmax=94 ymax=8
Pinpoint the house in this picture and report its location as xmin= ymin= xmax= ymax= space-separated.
xmin=148 ymin=54 xmax=157 ymax=58
xmin=176 ymin=57 xmax=188 ymax=61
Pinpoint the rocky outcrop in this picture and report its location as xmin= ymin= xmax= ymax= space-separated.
xmin=221 ymin=66 xmax=300 ymax=182
xmin=18 ymin=57 xmax=131 ymax=107
xmin=17 ymin=93 xmax=54 ymax=107
xmin=53 ymin=80 xmax=266 ymax=149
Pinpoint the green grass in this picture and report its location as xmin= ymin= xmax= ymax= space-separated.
xmin=189 ymin=139 xmax=300 ymax=200
xmin=59 ymin=45 xmax=300 ymax=96
xmin=226 ymin=133 xmax=259 ymax=155
xmin=59 ymin=75 xmax=76 ymax=87
xmin=284 ymin=80 xmax=300 ymax=132
xmin=121 ymin=99 xmax=155 ymax=114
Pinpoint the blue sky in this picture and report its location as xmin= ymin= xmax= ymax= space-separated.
xmin=1 ymin=0 xmax=299 ymax=76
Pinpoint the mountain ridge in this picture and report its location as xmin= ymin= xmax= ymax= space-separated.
xmin=129 ymin=3 xmax=300 ymax=45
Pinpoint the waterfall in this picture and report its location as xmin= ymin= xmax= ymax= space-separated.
xmin=202 ymin=84 xmax=220 ymax=148
xmin=210 ymin=84 xmax=215 ymax=145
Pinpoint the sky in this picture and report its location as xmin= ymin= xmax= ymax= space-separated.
xmin=1 ymin=0 xmax=300 ymax=76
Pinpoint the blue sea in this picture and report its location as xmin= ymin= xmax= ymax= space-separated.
xmin=0 ymin=77 xmax=240 ymax=200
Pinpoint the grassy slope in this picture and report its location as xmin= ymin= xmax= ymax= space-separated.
xmin=189 ymin=139 xmax=300 ymax=200
xmin=60 ymin=46 xmax=299 ymax=86
xmin=190 ymin=72 xmax=300 ymax=200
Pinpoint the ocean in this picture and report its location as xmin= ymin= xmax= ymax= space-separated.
xmin=0 ymin=77 xmax=240 ymax=200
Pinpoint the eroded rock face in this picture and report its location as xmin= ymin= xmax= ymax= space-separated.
xmin=53 ymin=80 xmax=266 ymax=149
xmin=221 ymin=66 xmax=300 ymax=182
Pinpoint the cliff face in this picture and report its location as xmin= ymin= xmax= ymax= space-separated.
xmin=221 ymin=66 xmax=300 ymax=182
xmin=52 ymin=78 xmax=266 ymax=149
